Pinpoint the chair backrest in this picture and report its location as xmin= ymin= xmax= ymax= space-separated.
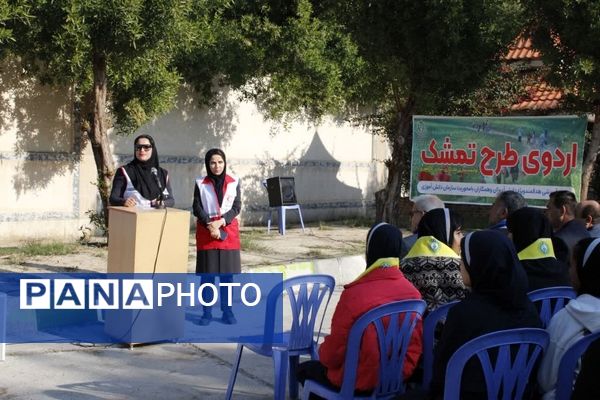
xmin=527 ymin=286 xmax=577 ymax=328
xmin=263 ymin=274 xmax=335 ymax=351
xmin=422 ymin=300 xmax=460 ymax=389
xmin=444 ymin=328 xmax=549 ymax=400
xmin=555 ymin=330 xmax=600 ymax=400
xmin=337 ymin=299 xmax=426 ymax=399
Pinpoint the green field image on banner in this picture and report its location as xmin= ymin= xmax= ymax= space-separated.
xmin=410 ymin=116 xmax=587 ymax=206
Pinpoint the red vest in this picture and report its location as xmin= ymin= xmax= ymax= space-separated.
xmin=195 ymin=174 xmax=240 ymax=251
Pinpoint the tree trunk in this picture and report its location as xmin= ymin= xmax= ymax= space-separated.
xmin=580 ymin=106 xmax=600 ymax=201
xmin=378 ymin=97 xmax=415 ymax=227
xmin=86 ymin=53 xmax=115 ymax=227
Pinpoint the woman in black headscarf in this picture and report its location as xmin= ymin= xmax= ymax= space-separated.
xmin=401 ymin=208 xmax=469 ymax=312
xmin=429 ymin=230 xmax=541 ymax=399
xmin=109 ymin=134 xmax=174 ymax=208
xmin=193 ymin=148 xmax=241 ymax=325
xmin=507 ymin=207 xmax=570 ymax=291
xmin=297 ymin=223 xmax=423 ymax=395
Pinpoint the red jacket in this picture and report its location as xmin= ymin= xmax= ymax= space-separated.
xmin=318 ymin=263 xmax=423 ymax=391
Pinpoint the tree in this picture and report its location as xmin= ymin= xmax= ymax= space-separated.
xmin=528 ymin=0 xmax=600 ymax=200
xmin=178 ymin=0 xmax=363 ymax=119
xmin=0 ymin=1 xmax=30 ymax=56
xmin=4 ymin=0 xmax=195 ymax=223
xmin=324 ymin=1 xmax=530 ymax=225
xmin=212 ymin=0 xmax=526 ymax=225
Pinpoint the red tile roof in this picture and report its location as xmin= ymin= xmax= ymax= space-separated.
xmin=504 ymin=36 xmax=563 ymax=111
xmin=505 ymin=37 xmax=542 ymax=61
xmin=510 ymin=82 xmax=563 ymax=111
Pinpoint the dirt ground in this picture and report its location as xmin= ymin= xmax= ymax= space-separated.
xmin=0 ymin=225 xmax=371 ymax=274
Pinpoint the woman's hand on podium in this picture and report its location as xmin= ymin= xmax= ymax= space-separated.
xmin=124 ymin=197 xmax=137 ymax=207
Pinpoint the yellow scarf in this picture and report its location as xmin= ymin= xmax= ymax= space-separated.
xmin=404 ymin=236 xmax=460 ymax=259
xmin=354 ymin=257 xmax=399 ymax=282
xmin=517 ymin=238 xmax=555 ymax=260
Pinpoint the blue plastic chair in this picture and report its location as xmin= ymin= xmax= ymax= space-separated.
xmin=301 ymin=299 xmax=427 ymax=400
xmin=443 ymin=328 xmax=549 ymax=400
xmin=0 ymin=293 xmax=5 ymax=361
xmin=555 ymin=330 xmax=600 ymax=400
xmin=226 ymin=274 xmax=335 ymax=400
xmin=422 ymin=300 xmax=459 ymax=389
xmin=527 ymin=286 xmax=576 ymax=328
xmin=267 ymin=205 xmax=306 ymax=235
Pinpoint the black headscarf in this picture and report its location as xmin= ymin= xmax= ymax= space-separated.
xmin=417 ymin=208 xmax=462 ymax=247
xmin=573 ymin=238 xmax=600 ymax=297
xmin=507 ymin=207 xmax=570 ymax=291
xmin=461 ymin=230 xmax=529 ymax=309
xmin=507 ymin=207 xmax=552 ymax=252
xmin=124 ymin=134 xmax=165 ymax=201
xmin=365 ymin=223 xmax=407 ymax=267
xmin=204 ymin=148 xmax=227 ymax=206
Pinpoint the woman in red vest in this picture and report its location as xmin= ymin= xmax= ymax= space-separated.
xmin=193 ymin=148 xmax=241 ymax=325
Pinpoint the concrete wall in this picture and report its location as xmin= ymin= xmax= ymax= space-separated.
xmin=111 ymin=87 xmax=389 ymax=225
xmin=0 ymin=60 xmax=99 ymax=243
xmin=1 ymin=68 xmax=389 ymax=242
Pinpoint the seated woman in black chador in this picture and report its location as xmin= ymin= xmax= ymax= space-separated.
xmin=109 ymin=134 xmax=174 ymax=209
xmin=429 ymin=230 xmax=541 ymax=399
xmin=507 ymin=207 xmax=570 ymax=291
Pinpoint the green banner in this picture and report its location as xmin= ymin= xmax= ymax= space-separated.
xmin=410 ymin=116 xmax=588 ymax=206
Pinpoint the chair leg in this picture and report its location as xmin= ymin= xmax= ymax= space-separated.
xmin=273 ymin=348 xmax=289 ymax=400
xmin=310 ymin=343 xmax=319 ymax=360
xmin=301 ymin=380 xmax=314 ymax=400
xmin=0 ymin=294 xmax=5 ymax=361
xmin=297 ymin=206 xmax=305 ymax=233
xmin=279 ymin=206 xmax=286 ymax=235
xmin=267 ymin=209 xmax=272 ymax=234
xmin=225 ymin=344 xmax=244 ymax=400
xmin=289 ymin=355 xmax=300 ymax=399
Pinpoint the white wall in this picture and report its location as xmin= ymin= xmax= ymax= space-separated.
xmin=1 ymin=70 xmax=389 ymax=242
xmin=0 ymin=60 xmax=99 ymax=243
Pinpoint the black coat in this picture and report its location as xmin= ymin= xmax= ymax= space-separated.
xmin=521 ymin=258 xmax=570 ymax=292
xmin=430 ymin=230 xmax=543 ymax=399
xmin=554 ymin=219 xmax=590 ymax=260
xmin=572 ymin=337 xmax=600 ymax=400
xmin=430 ymin=293 xmax=542 ymax=399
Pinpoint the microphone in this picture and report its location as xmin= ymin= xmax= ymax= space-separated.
xmin=150 ymin=167 xmax=163 ymax=189
xmin=150 ymin=167 xmax=165 ymax=209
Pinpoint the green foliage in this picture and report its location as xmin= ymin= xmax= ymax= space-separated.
xmin=316 ymin=0 xmax=526 ymax=111
xmin=528 ymin=0 xmax=600 ymax=106
xmin=179 ymin=0 xmax=364 ymax=121
xmin=21 ymin=241 xmax=78 ymax=257
xmin=85 ymin=209 xmax=107 ymax=237
xmin=0 ymin=0 xmax=31 ymax=55
xmin=443 ymin=67 xmax=535 ymax=116
xmin=0 ymin=0 xmax=13 ymax=46
xmin=242 ymin=0 xmax=364 ymax=120
xmin=240 ymin=229 xmax=270 ymax=252
xmin=5 ymin=0 xmax=192 ymax=134
xmin=0 ymin=241 xmax=78 ymax=257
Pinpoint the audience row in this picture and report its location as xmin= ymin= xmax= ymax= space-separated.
xmin=298 ymin=190 xmax=600 ymax=400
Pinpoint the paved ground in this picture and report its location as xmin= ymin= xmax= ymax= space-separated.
xmin=1 ymin=290 xmax=342 ymax=399
xmin=0 ymin=225 xmax=368 ymax=399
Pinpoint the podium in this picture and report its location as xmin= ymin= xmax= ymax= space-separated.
xmin=105 ymin=207 xmax=190 ymax=344
xmin=107 ymin=207 xmax=190 ymax=274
